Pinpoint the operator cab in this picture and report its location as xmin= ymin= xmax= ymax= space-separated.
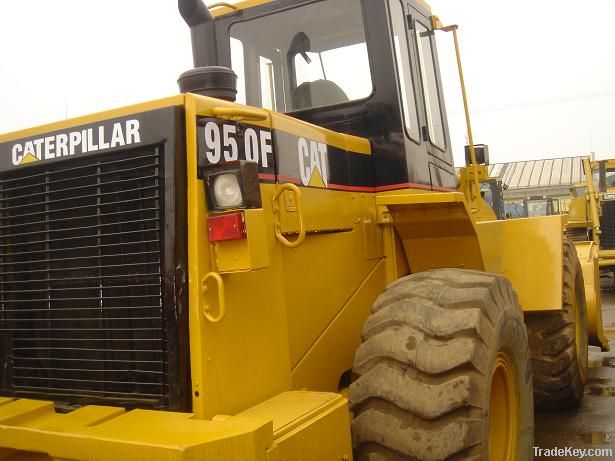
xmin=185 ymin=0 xmax=457 ymax=191
xmin=524 ymin=196 xmax=559 ymax=217
xmin=591 ymin=160 xmax=615 ymax=192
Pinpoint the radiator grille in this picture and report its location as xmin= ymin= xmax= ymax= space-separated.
xmin=0 ymin=148 xmax=169 ymax=408
xmin=601 ymin=200 xmax=615 ymax=250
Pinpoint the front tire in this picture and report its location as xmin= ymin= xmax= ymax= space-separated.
xmin=349 ymin=269 xmax=533 ymax=460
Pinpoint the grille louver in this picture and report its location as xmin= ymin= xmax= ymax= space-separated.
xmin=601 ymin=201 xmax=615 ymax=250
xmin=0 ymin=147 xmax=172 ymax=408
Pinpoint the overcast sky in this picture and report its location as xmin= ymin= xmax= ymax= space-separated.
xmin=1 ymin=0 xmax=614 ymax=165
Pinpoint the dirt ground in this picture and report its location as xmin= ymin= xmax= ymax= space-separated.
xmin=533 ymin=279 xmax=615 ymax=460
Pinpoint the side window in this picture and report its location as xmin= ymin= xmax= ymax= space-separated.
xmin=259 ymin=56 xmax=276 ymax=111
xmin=231 ymin=38 xmax=246 ymax=105
xmin=388 ymin=0 xmax=420 ymax=142
xmin=415 ymin=21 xmax=446 ymax=150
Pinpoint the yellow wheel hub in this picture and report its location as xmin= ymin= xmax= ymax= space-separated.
xmin=489 ymin=349 xmax=519 ymax=460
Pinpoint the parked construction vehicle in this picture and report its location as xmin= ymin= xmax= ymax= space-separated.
xmin=0 ymin=0 xmax=605 ymax=460
xmin=565 ymin=159 xmax=614 ymax=349
xmin=480 ymin=177 xmax=506 ymax=220
xmin=568 ymin=159 xmax=615 ymax=253
xmin=523 ymin=195 xmax=560 ymax=217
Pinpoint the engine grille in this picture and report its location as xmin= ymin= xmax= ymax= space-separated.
xmin=601 ymin=200 xmax=615 ymax=250
xmin=0 ymin=148 xmax=172 ymax=408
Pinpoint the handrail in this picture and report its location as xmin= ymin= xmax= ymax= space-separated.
xmin=432 ymin=17 xmax=481 ymax=213
xmin=212 ymin=107 xmax=268 ymax=122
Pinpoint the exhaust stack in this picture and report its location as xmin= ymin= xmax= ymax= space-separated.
xmin=179 ymin=0 xmax=217 ymax=67
xmin=177 ymin=0 xmax=238 ymax=101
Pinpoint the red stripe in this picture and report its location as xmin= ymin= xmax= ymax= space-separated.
xmin=431 ymin=185 xmax=457 ymax=192
xmin=328 ymin=183 xmax=375 ymax=192
xmin=276 ymin=175 xmax=302 ymax=184
xmin=374 ymin=183 xmax=412 ymax=192
xmin=258 ymin=173 xmax=276 ymax=181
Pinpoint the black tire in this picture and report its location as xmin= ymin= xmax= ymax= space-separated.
xmin=349 ymin=269 xmax=533 ymax=460
xmin=525 ymin=240 xmax=588 ymax=408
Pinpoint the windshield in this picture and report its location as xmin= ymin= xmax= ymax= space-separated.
xmin=480 ymin=182 xmax=493 ymax=207
xmin=571 ymin=186 xmax=587 ymax=197
xmin=230 ymin=0 xmax=372 ymax=112
xmin=526 ymin=200 xmax=549 ymax=217
xmin=591 ymin=167 xmax=615 ymax=189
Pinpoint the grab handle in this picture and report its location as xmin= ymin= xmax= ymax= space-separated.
xmin=272 ymin=183 xmax=306 ymax=248
xmin=201 ymin=272 xmax=226 ymax=323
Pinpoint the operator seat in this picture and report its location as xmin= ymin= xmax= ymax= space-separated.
xmin=291 ymin=79 xmax=349 ymax=111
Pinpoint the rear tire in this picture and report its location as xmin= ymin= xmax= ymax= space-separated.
xmin=525 ymin=240 xmax=588 ymax=408
xmin=350 ymin=269 xmax=533 ymax=460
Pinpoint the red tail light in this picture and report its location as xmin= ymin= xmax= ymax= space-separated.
xmin=208 ymin=212 xmax=247 ymax=242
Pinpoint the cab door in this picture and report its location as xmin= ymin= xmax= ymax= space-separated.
xmin=388 ymin=0 xmax=456 ymax=190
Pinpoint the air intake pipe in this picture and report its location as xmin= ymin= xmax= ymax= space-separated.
xmin=177 ymin=0 xmax=238 ymax=101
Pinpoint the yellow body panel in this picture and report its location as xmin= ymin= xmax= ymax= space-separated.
xmin=291 ymin=261 xmax=387 ymax=391
xmin=270 ymin=112 xmax=371 ymax=156
xmin=476 ymin=216 xmax=564 ymax=311
xmin=567 ymin=195 xmax=590 ymax=229
xmin=213 ymin=209 xmax=271 ymax=272
xmin=0 ymin=392 xmax=350 ymax=461
xmin=186 ymin=97 xmax=294 ymax=419
xmin=279 ymin=189 xmax=355 ymax=234
xmin=376 ymin=192 xmax=564 ymax=311
xmin=0 ymin=398 xmax=272 ymax=461
xmin=377 ymin=192 xmax=485 ymax=272
xmin=210 ymin=0 xmax=275 ymax=17
xmin=239 ymin=392 xmax=352 ymax=460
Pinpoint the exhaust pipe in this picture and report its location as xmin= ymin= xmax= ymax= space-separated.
xmin=178 ymin=0 xmax=217 ymax=67
xmin=177 ymin=0 xmax=238 ymax=101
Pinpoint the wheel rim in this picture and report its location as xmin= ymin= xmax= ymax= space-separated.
xmin=573 ymin=274 xmax=587 ymax=382
xmin=489 ymin=349 xmax=519 ymax=460
xmin=574 ymin=287 xmax=583 ymax=368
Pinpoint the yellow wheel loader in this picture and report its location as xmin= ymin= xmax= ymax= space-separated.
xmin=0 ymin=0 xmax=604 ymax=459
xmin=565 ymin=158 xmax=613 ymax=350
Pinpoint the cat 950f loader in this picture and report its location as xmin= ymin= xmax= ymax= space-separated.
xmin=0 ymin=0 xmax=603 ymax=459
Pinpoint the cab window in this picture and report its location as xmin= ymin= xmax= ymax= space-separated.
xmin=230 ymin=0 xmax=373 ymax=113
xmin=414 ymin=21 xmax=446 ymax=150
xmin=388 ymin=0 xmax=420 ymax=142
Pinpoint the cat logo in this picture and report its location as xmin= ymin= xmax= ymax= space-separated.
xmin=19 ymin=152 xmax=39 ymax=165
xmin=298 ymin=138 xmax=328 ymax=188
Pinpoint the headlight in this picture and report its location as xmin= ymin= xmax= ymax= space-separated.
xmin=212 ymin=173 xmax=243 ymax=208
xmin=202 ymin=161 xmax=262 ymax=212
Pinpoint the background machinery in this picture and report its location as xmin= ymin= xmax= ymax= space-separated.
xmin=0 ymin=0 xmax=605 ymax=459
xmin=523 ymin=195 xmax=560 ymax=217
